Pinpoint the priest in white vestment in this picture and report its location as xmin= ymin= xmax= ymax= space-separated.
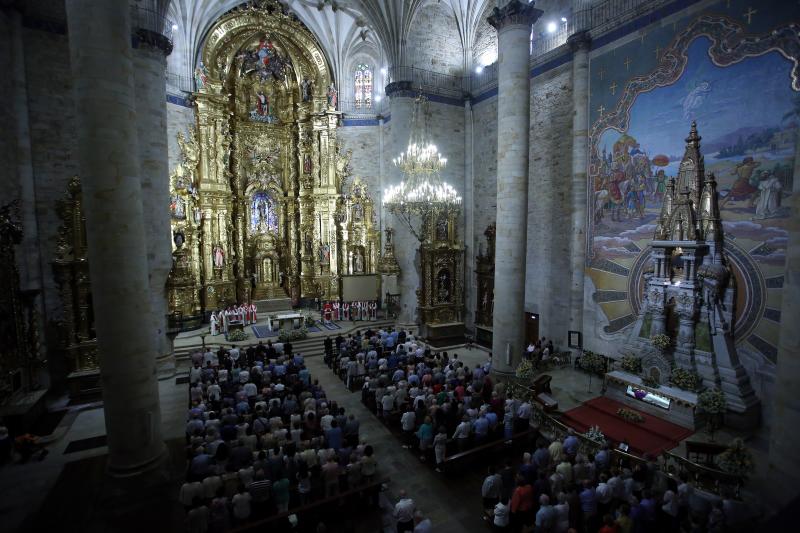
xmin=210 ymin=312 xmax=219 ymax=336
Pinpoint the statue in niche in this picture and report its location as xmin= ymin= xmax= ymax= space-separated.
xmin=176 ymin=129 xmax=199 ymax=185
xmin=304 ymin=235 xmax=313 ymax=255
xmin=213 ymin=245 xmax=225 ymax=268
xmin=170 ymin=194 xmax=186 ymax=220
xmin=437 ymin=269 xmax=451 ymax=303
xmin=327 ymin=83 xmax=338 ymax=109
xmin=238 ymin=34 xmax=290 ymax=81
xmin=173 ymin=231 xmax=185 ymax=249
xmin=352 ymin=203 xmax=363 ymax=222
xmin=319 ymin=243 xmax=330 ymax=263
xmin=301 ymin=77 xmax=313 ymax=102
xmin=303 ymin=154 xmax=312 ymax=175
xmin=353 ymin=249 xmax=364 ymax=273
xmin=194 ymin=62 xmax=209 ymax=90
xmin=256 ymin=90 xmax=269 ymax=116
xmin=250 ymin=191 xmax=278 ymax=233
xmin=435 ymin=213 xmax=448 ymax=241
xmin=335 ymin=148 xmax=352 ymax=178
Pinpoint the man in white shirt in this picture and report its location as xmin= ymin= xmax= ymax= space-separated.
xmin=400 ymin=408 xmax=416 ymax=449
xmin=452 ymin=416 xmax=471 ymax=452
xmin=394 ymin=490 xmax=416 ymax=533
xmin=229 ymin=345 xmax=240 ymax=363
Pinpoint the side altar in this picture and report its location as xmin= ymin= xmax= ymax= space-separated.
xmin=606 ymin=123 xmax=760 ymax=430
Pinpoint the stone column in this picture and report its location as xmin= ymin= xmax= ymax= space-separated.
xmin=567 ymin=31 xmax=591 ymax=340
xmin=488 ymin=1 xmax=541 ymax=376
xmin=386 ymin=81 xmax=418 ymax=327
xmin=769 ymin=147 xmax=800 ymax=489
xmin=464 ymin=99 xmax=476 ymax=330
xmin=66 ymin=0 xmax=166 ymax=476
xmin=132 ymin=23 xmax=175 ymax=379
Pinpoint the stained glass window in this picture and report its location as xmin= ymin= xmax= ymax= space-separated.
xmin=251 ymin=191 xmax=278 ymax=233
xmin=354 ymin=63 xmax=372 ymax=109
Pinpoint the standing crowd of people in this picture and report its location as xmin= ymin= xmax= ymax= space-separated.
xmin=179 ymin=340 xmax=380 ymax=532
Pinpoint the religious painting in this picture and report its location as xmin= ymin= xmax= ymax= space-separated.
xmin=237 ymin=34 xmax=291 ymax=82
xmin=250 ymin=191 xmax=278 ymax=234
xmin=586 ymin=1 xmax=800 ymax=366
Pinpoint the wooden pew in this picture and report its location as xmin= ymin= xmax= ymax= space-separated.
xmin=230 ymin=476 xmax=389 ymax=533
xmin=439 ymin=428 xmax=536 ymax=474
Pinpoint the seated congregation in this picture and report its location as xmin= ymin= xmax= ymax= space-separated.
xmin=179 ymin=341 xmax=381 ymax=531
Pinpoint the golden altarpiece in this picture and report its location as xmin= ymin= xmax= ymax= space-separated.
xmin=167 ymin=2 xmax=379 ymax=315
xmin=417 ymin=208 xmax=465 ymax=342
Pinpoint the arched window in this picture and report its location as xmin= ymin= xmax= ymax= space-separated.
xmin=354 ymin=63 xmax=372 ymax=109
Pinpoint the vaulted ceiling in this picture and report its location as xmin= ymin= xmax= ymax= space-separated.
xmin=166 ymin=0 xmax=496 ymax=82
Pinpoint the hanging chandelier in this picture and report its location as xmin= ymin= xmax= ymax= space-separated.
xmin=383 ymin=94 xmax=461 ymax=239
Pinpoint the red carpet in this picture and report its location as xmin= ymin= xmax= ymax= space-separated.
xmin=561 ymin=396 xmax=693 ymax=457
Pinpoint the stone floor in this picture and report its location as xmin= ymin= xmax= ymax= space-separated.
xmin=0 ymin=337 xmax=790 ymax=530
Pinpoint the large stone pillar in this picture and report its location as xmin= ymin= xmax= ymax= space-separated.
xmin=132 ymin=17 xmax=175 ymax=379
xmin=386 ymin=82 xmax=418 ymax=326
xmin=769 ymin=146 xmax=800 ymax=491
xmin=66 ymin=0 xmax=167 ymax=475
xmin=489 ymin=1 xmax=541 ymax=376
xmin=567 ymin=31 xmax=590 ymax=340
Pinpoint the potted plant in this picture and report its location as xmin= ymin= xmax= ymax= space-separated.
xmin=697 ymin=388 xmax=726 ymax=441
xmin=716 ymin=438 xmax=754 ymax=479
xmin=227 ymin=329 xmax=249 ymax=342
xmin=515 ymin=359 xmax=536 ymax=380
xmin=580 ymin=350 xmax=606 ymax=391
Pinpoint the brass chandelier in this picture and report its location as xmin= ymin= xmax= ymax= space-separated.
xmin=383 ymin=94 xmax=461 ymax=240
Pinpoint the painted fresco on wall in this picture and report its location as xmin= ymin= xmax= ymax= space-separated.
xmin=586 ymin=1 xmax=800 ymax=365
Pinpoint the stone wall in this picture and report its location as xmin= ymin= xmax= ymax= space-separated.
xmin=406 ymin=0 xmax=464 ymax=75
xmin=23 ymin=28 xmax=79 ymax=327
xmin=337 ymin=125 xmax=383 ymax=203
xmin=525 ymin=63 xmax=574 ymax=346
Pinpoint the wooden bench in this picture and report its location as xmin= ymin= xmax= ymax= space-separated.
xmin=230 ymin=476 xmax=389 ymax=532
xmin=440 ymin=428 xmax=536 ymax=474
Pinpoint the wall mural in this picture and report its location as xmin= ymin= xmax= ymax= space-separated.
xmin=586 ymin=0 xmax=800 ymax=367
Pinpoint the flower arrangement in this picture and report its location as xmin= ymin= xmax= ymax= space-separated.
xmin=641 ymin=375 xmax=661 ymax=389
xmin=584 ymin=425 xmax=605 ymax=443
xmin=716 ymin=438 xmax=754 ymax=477
xmin=651 ymin=333 xmax=672 ymax=351
xmin=670 ymin=367 xmax=701 ymax=391
xmin=617 ymin=408 xmax=645 ymax=423
xmin=227 ymin=329 xmax=249 ymax=342
xmin=303 ymin=313 xmax=315 ymax=327
xmin=580 ymin=350 xmax=606 ymax=374
xmin=516 ymin=359 xmax=536 ymax=380
xmin=506 ymin=382 xmax=536 ymax=404
xmin=697 ymin=388 xmax=726 ymax=415
xmin=278 ymin=327 xmax=309 ymax=342
xmin=620 ymin=354 xmax=642 ymax=374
